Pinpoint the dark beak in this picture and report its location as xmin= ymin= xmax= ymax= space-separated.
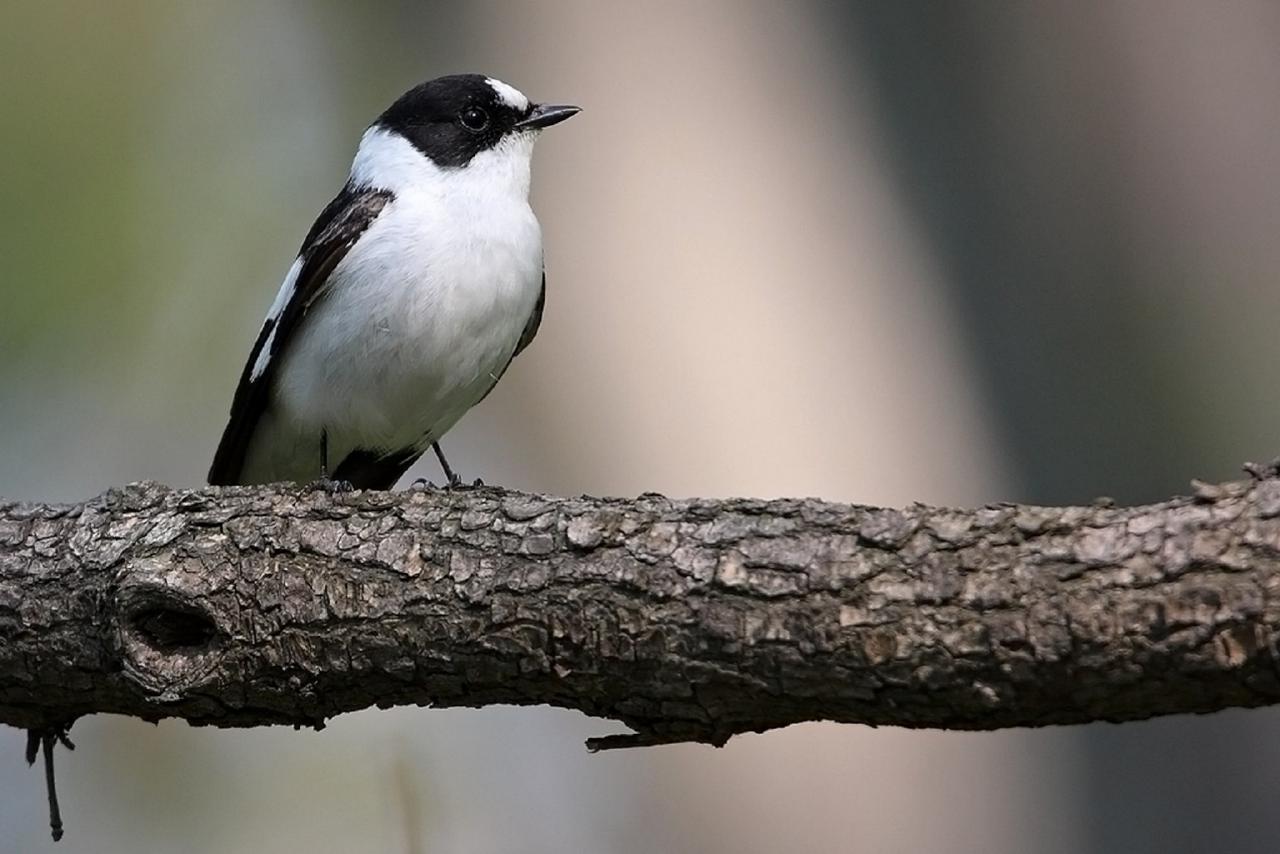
xmin=515 ymin=103 xmax=581 ymax=130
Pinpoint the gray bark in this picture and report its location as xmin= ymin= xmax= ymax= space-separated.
xmin=3 ymin=474 xmax=1280 ymax=750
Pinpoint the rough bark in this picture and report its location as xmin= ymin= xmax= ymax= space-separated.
xmin=3 ymin=474 xmax=1280 ymax=749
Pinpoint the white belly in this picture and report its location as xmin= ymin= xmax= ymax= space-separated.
xmin=243 ymin=190 xmax=543 ymax=482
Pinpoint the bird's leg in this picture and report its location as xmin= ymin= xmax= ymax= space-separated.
xmin=432 ymin=442 xmax=464 ymax=488
xmin=306 ymin=429 xmax=353 ymax=493
xmin=320 ymin=429 xmax=330 ymax=479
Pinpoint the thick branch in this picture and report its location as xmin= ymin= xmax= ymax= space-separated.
xmin=3 ymin=475 xmax=1280 ymax=748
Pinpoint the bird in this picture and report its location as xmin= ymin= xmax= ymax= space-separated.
xmin=208 ymin=74 xmax=579 ymax=490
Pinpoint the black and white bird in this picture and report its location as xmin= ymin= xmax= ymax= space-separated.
xmin=208 ymin=74 xmax=578 ymax=490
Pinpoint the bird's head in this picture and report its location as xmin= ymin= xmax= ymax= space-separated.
xmin=363 ymin=74 xmax=579 ymax=188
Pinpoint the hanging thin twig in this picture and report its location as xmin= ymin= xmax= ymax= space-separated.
xmin=26 ymin=725 xmax=75 ymax=842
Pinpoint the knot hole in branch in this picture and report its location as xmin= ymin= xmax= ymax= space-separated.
xmin=124 ymin=594 xmax=218 ymax=653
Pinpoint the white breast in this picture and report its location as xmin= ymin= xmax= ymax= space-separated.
xmin=243 ymin=129 xmax=544 ymax=482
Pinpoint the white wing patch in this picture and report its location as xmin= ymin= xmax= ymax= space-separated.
xmin=486 ymin=78 xmax=529 ymax=112
xmin=250 ymin=256 xmax=304 ymax=381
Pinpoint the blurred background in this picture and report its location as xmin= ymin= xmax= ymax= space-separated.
xmin=3 ymin=1 xmax=1280 ymax=851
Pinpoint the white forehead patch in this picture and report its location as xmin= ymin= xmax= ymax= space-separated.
xmin=486 ymin=78 xmax=529 ymax=111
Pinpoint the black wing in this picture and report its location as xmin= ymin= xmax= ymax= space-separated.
xmin=208 ymin=184 xmax=393 ymax=485
xmin=515 ymin=271 xmax=546 ymax=359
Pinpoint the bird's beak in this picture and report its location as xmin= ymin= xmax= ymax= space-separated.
xmin=515 ymin=103 xmax=581 ymax=130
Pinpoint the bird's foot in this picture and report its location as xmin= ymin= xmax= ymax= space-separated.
xmin=304 ymin=476 xmax=354 ymax=494
xmin=410 ymin=476 xmax=478 ymax=490
xmin=426 ymin=475 xmax=475 ymax=489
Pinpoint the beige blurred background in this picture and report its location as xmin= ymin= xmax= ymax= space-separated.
xmin=3 ymin=1 xmax=1280 ymax=852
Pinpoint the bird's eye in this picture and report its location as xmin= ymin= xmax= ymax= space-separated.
xmin=460 ymin=106 xmax=490 ymax=132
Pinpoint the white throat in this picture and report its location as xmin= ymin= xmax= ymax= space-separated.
xmin=350 ymin=126 xmax=537 ymax=201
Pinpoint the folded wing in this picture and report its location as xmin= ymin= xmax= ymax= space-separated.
xmin=208 ymin=184 xmax=393 ymax=485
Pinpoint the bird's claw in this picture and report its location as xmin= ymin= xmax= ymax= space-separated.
xmin=304 ymin=477 xmax=354 ymax=494
xmin=410 ymin=476 xmax=479 ymax=491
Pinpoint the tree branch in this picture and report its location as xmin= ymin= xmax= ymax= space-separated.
xmin=3 ymin=474 xmax=1280 ymax=750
